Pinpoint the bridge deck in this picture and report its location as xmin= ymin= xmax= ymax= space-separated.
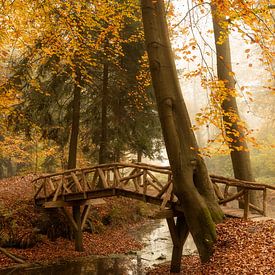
xmin=35 ymin=187 xmax=177 ymax=209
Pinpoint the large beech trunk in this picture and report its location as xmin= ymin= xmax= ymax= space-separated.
xmin=140 ymin=0 xmax=223 ymax=265
xmin=211 ymin=4 xmax=260 ymax=207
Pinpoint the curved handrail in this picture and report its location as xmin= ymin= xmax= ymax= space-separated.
xmin=32 ymin=162 xmax=273 ymax=217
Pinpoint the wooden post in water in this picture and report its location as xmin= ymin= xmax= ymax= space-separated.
xmin=167 ymin=215 xmax=189 ymax=273
xmin=73 ymin=205 xmax=84 ymax=252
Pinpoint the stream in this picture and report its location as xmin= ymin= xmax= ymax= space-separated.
xmin=0 ymin=219 xmax=197 ymax=275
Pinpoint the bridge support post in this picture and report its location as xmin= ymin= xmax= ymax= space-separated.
xmin=73 ymin=205 xmax=84 ymax=252
xmin=243 ymin=189 xmax=250 ymax=220
xmin=167 ymin=215 xmax=189 ymax=273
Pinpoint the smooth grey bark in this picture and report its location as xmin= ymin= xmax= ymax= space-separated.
xmin=211 ymin=4 xmax=260 ymax=207
xmin=140 ymin=0 xmax=223 ymax=265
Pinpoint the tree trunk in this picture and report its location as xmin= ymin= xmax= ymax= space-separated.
xmin=67 ymin=68 xmax=83 ymax=252
xmin=137 ymin=150 xmax=142 ymax=162
xmin=68 ymin=70 xmax=81 ymax=170
xmin=211 ymin=3 xmax=260 ymax=207
xmin=140 ymin=0 xmax=223 ymax=264
xmin=99 ymin=63 xmax=109 ymax=164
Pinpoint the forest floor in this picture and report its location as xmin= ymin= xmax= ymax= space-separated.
xmin=0 ymin=175 xmax=274 ymax=274
xmin=147 ymin=218 xmax=275 ymax=274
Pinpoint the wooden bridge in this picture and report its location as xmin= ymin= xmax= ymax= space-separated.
xmin=33 ymin=162 xmax=274 ymax=270
xmin=33 ymin=162 xmax=273 ymax=217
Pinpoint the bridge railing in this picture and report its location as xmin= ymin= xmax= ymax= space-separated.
xmin=33 ymin=163 xmax=178 ymax=209
xmin=211 ymin=175 xmax=275 ymax=218
xmin=33 ymin=162 xmax=275 ymax=218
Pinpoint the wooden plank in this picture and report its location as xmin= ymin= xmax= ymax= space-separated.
xmin=223 ymin=184 xmax=230 ymax=205
xmin=136 ymin=168 xmax=142 ymax=186
xmin=33 ymin=165 xmax=274 ymax=192
xmin=218 ymin=189 xmax=244 ymax=204
xmin=147 ymin=177 xmax=162 ymax=192
xmin=114 ymin=189 xmax=168 ymax=207
xmin=53 ymin=179 xmax=63 ymax=201
xmin=62 ymin=188 xmax=116 ymax=201
xmin=35 ymin=188 xmax=173 ymax=208
xmin=33 ymin=167 xmax=83 ymax=181
xmin=161 ymin=183 xmax=173 ymax=210
xmin=118 ymin=168 xmax=138 ymax=186
xmin=143 ymin=170 xmax=148 ymax=195
xmin=34 ymin=181 xmax=44 ymax=199
xmin=90 ymin=170 xmax=99 ymax=189
xmin=97 ymin=168 xmax=108 ymax=188
xmin=63 ymin=176 xmax=73 ymax=194
xmin=147 ymin=170 xmax=164 ymax=188
xmin=157 ymin=180 xmax=171 ymax=198
xmin=110 ymin=163 xmax=171 ymax=174
xmin=249 ymin=203 xmax=264 ymax=215
xmin=133 ymin=177 xmax=140 ymax=193
xmin=210 ymin=175 xmax=271 ymax=190
xmin=114 ymin=168 xmax=121 ymax=187
xmin=61 ymin=207 xmax=78 ymax=232
xmin=213 ymin=183 xmax=224 ymax=200
xmin=61 ymin=175 xmax=65 ymax=195
xmin=43 ymin=178 xmax=48 ymax=197
xmin=81 ymin=205 xmax=91 ymax=230
xmin=71 ymin=172 xmax=83 ymax=192
xmin=44 ymin=198 xmax=106 ymax=208
xmin=47 ymin=178 xmax=55 ymax=191
xmin=106 ymin=170 xmax=111 ymax=185
xmin=120 ymin=171 xmax=143 ymax=183
xmin=82 ymin=171 xmax=88 ymax=192
xmin=63 ymin=184 xmax=72 ymax=194
xmin=238 ymin=200 xmax=264 ymax=215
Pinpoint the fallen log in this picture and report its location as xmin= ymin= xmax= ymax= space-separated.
xmin=0 ymin=247 xmax=26 ymax=264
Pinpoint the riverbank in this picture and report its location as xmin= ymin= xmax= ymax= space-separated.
xmin=0 ymin=175 xmax=149 ymax=269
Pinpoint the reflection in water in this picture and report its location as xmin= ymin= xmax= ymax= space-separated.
xmin=0 ymin=219 xmax=197 ymax=275
xmin=0 ymin=256 xmax=140 ymax=275
xmin=131 ymin=219 xmax=197 ymax=266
